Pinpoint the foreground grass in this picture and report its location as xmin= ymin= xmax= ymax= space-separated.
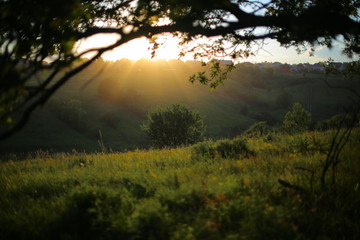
xmin=1 ymin=130 xmax=360 ymax=240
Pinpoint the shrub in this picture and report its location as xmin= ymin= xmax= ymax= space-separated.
xmin=315 ymin=113 xmax=359 ymax=131
xmin=243 ymin=121 xmax=270 ymax=137
xmin=283 ymin=102 xmax=311 ymax=134
xmin=141 ymin=104 xmax=206 ymax=148
xmin=215 ymin=138 xmax=253 ymax=159
xmin=59 ymin=187 xmax=134 ymax=239
xmin=191 ymin=138 xmax=253 ymax=160
xmin=191 ymin=140 xmax=216 ymax=160
xmin=287 ymin=135 xmax=314 ymax=154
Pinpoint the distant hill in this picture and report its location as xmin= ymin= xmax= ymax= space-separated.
xmin=1 ymin=60 xmax=358 ymax=153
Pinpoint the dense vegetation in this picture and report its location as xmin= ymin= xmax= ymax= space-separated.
xmin=1 ymin=128 xmax=359 ymax=239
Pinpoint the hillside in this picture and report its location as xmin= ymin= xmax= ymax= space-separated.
xmin=1 ymin=60 xmax=358 ymax=152
xmin=1 ymin=129 xmax=359 ymax=239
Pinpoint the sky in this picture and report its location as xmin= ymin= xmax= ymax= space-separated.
xmin=76 ymin=33 xmax=357 ymax=64
xmin=243 ymin=39 xmax=356 ymax=64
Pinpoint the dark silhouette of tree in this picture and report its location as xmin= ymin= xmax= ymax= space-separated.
xmin=283 ymin=102 xmax=312 ymax=134
xmin=1 ymin=0 xmax=359 ymax=139
xmin=141 ymin=104 xmax=206 ymax=148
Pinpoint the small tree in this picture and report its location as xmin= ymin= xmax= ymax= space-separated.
xmin=141 ymin=104 xmax=206 ymax=148
xmin=283 ymin=102 xmax=311 ymax=134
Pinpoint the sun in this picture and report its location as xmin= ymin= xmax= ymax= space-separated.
xmin=76 ymin=33 xmax=183 ymax=61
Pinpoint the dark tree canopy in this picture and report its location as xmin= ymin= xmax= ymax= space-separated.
xmin=283 ymin=102 xmax=312 ymax=134
xmin=1 ymin=0 xmax=359 ymax=139
xmin=142 ymin=104 xmax=206 ymax=148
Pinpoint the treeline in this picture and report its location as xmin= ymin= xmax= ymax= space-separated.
xmin=85 ymin=58 xmax=353 ymax=75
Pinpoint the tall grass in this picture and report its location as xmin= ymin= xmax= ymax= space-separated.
xmin=1 ymin=129 xmax=359 ymax=239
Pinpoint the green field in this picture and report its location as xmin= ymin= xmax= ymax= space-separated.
xmin=1 ymin=60 xmax=358 ymax=153
xmin=1 ymin=129 xmax=359 ymax=239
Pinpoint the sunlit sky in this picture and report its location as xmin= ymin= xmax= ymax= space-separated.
xmin=76 ymin=33 xmax=357 ymax=64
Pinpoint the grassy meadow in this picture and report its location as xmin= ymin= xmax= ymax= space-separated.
xmin=1 ymin=129 xmax=360 ymax=239
xmin=1 ymin=60 xmax=359 ymax=239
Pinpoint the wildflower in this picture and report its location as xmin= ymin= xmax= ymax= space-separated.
xmin=149 ymin=171 xmax=157 ymax=178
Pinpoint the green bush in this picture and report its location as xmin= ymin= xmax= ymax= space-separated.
xmin=215 ymin=138 xmax=253 ymax=159
xmin=58 ymin=187 xmax=135 ymax=240
xmin=191 ymin=140 xmax=216 ymax=160
xmin=192 ymin=138 xmax=253 ymax=160
xmin=283 ymin=102 xmax=311 ymax=134
xmin=287 ymin=135 xmax=314 ymax=154
xmin=243 ymin=121 xmax=270 ymax=137
xmin=141 ymin=104 xmax=206 ymax=148
xmin=316 ymin=113 xmax=359 ymax=131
